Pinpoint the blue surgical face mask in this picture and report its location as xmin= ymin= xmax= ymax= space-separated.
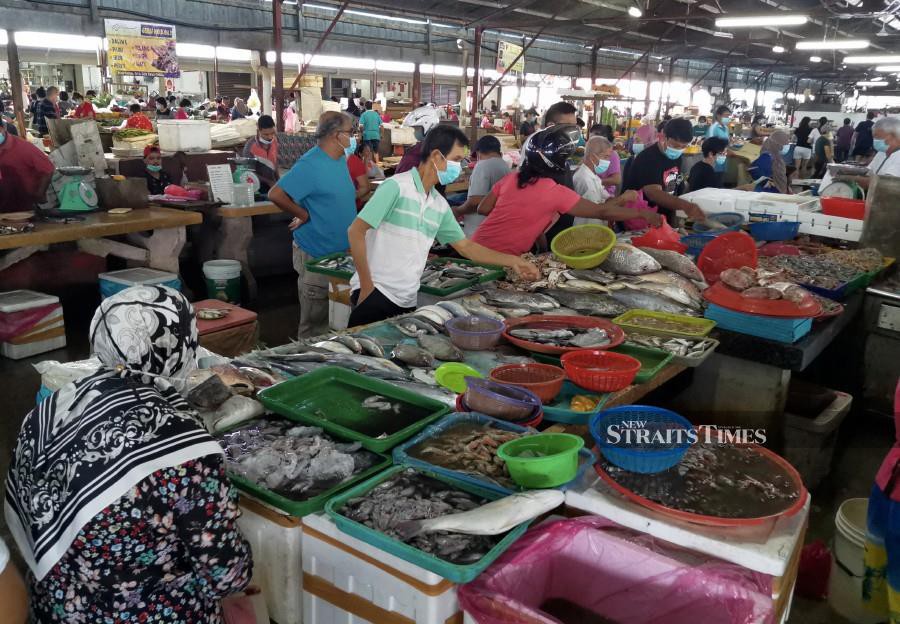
xmin=632 ymin=142 xmax=645 ymax=155
xmin=343 ymin=136 xmax=357 ymax=157
xmin=781 ymin=145 xmax=791 ymax=156
xmin=594 ymin=159 xmax=610 ymax=175
xmin=146 ymin=164 xmax=162 ymax=173
xmin=721 ymin=116 xmax=731 ymax=125
xmin=664 ymin=145 xmax=684 ymax=160
xmin=874 ymin=138 xmax=888 ymax=153
xmin=714 ymin=154 xmax=727 ymax=171
xmin=436 ymin=157 xmax=462 ymax=185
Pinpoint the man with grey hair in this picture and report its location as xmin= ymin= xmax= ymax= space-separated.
xmin=573 ymin=136 xmax=614 ymax=204
xmin=832 ymin=116 xmax=900 ymax=190
xmin=268 ymin=110 xmax=358 ymax=337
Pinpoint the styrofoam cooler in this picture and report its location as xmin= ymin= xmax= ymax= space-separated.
xmin=0 ymin=290 xmax=66 ymax=360
xmin=237 ymin=497 xmax=304 ymax=624
xmin=798 ymin=210 xmax=864 ymax=242
xmin=99 ymin=267 xmax=181 ymax=299
xmin=302 ymin=513 xmax=460 ymax=624
xmin=156 ymin=119 xmax=212 ymax=152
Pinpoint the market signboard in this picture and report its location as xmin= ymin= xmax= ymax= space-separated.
xmin=496 ymin=40 xmax=525 ymax=74
xmin=105 ymin=19 xmax=179 ymax=77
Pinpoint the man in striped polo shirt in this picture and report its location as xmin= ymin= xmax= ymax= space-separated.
xmin=347 ymin=125 xmax=540 ymax=327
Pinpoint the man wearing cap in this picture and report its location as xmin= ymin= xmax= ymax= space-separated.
xmin=0 ymin=118 xmax=55 ymax=211
xmin=453 ymin=135 xmax=510 ymax=237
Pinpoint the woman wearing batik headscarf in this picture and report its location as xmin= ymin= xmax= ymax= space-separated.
xmin=750 ymin=129 xmax=790 ymax=194
xmin=5 ymin=285 xmax=252 ymax=623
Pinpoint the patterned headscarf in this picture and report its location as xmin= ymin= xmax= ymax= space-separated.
xmin=5 ymin=286 xmax=221 ymax=580
xmin=761 ymin=130 xmax=790 ymax=194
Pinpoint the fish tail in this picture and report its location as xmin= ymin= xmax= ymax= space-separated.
xmin=394 ymin=519 xmax=426 ymax=540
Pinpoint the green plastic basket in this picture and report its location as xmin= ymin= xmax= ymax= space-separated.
xmin=550 ymin=224 xmax=616 ymax=269
xmin=325 ymin=465 xmax=530 ymax=583
xmin=257 ymin=367 xmax=451 ymax=452
xmin=496 ymin=433 xmax=584 ymax=488
xmin=612 ymin=309 xmax=716 ymax=339
xmin=304 ymin=252 xmax=355 ymax=280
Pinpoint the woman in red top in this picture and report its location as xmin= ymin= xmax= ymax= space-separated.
xmin=471 ymin=125 xmax=658 ymax=255
xmin=72 ymin=90 xmax=97 ymax=119
xmin=173 ymin=98 xmax=191 ymax=120
xmin=502 ymin=113 xmax=514 ymax=135
xmin=122 ymin=103 xmax=153 ymax=130
xmin=346 ymin=141 xmax=373 ymax=211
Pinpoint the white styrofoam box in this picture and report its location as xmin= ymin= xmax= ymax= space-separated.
xmin=390 ymin=126 xmax=418 ymax=146
xmin=236 ymin=499 xmax=304 ymax=624
xmin=679 ymin=188 xmax=751 ymax=218
xmin=0 ymin=290 xmax=66 ymax=360
xmin=100 ymin=267 xmax=179 ymax=287
xmin=0 ymin=289 xmax=59 ymax=313
xmin=302 ymin=513 xmax=459 ymax=624
xmin=2 ymin=333 xmax=67 ymax=360
xmin=798 ymin=210 xmax=864 ymax=242
xmin=156 ymin=119 xmax=212 ymax=152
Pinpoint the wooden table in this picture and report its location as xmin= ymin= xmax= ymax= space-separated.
xmin=0 ymin=208 xmax=202 ymax=274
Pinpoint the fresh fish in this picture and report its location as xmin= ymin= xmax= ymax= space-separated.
xmin=386 ymin=380 xmax=457 ymax=404
xmin=625 ymin=333 xmax=715 ymax=358
xmin=541 ymin=307 xmax=579 ymax=316
xmin=410 ymin=367 xmax=438 ymax=385
xmin=354 ymin=335 xmax=385 ymax=358
xmin=420 ymin=261 xmax=489 ymax=290
xmin=204 ymin=395 xmax=265 ymax=433
xmin=330 ymin=334 xmax=363 ymax=354
xmin=628 ymin=279 xmax=702 ymax=310
xmin=418 ymin=333 xmax=464 ymax=362
xmin=600 ymin=244 xmax=662 ymax=275
xmin=262 ymin=351 xmax=329 ymax=362
xmin=312 ymin=340 xmax=355 ymax=355
xmin=720 ymin=267 xmax=756 ymax=291
xmin=557 ymin=279 xmax=610 ymax=293
xmin=362 ymin=395 xmax=401 ymax=413
xmin=236 ymin=366 xmax=281 ymax=388
xmin=210 ymin=365 xmax=255 ymax=395
xmin=413 ymin=309 xmax=448 ymax=326
xmin=435 ymin=300 xmax=469 ymax=318
xmin=742 ymin=286 xmax=783 ymax=299
xmin=187 ymin=374 xmax=232 ymax=410
xmin=542 ymin=290 xmax=629 ymax=318
xmin=338 ymin=354 xmax=407 ymax=374
xmin=509 ymin=328 xmax=575 ymax=342
xmin=497 ymin=307 xmax=532 ymax=318
xmin=417 ymin=305 xmax=454 ymax=323
xmin=392 ymin=316 xmax=440 ymax=336
xmin=568 ymin=268 xmax=618 ymax=284
xmin=460 ymin=297 xmax=506 ymax=321
xmin=566 ymin=327 xmax=611 ymax=348
xmin=608 ymin=289 xmax=699 ymax=316
xmin=480 ymin=289 xmax=559 ymax=312
xmin=637 ymin=247 xmax=704 ymax=281
xmin=396 ymin=490 xmax=565 ymax=539
xmin=315 ymin=255 xmax=357 ymax=273
xmin=424 ymin=276 xmax=471 ymax=290
xmin=392 ymin=343 xmax=435 ymax=367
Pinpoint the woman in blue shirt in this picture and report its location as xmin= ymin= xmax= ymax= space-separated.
xmin=706 ymin=105 xmax=731 ymax=140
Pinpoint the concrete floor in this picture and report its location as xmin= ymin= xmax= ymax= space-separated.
xmin=0 ymin=274 xmax=891 ymax=623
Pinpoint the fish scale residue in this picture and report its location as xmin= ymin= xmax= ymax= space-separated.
xmin=600 ymin=441 xmax=800 ymax=519
xmin=340 ymin=470 xmax=501 ymax=564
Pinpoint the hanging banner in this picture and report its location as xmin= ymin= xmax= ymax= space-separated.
xmin=496 ymin=40 xmax=525 ymax=74
xmin=105 ymin=19 xmax=179 ymax=77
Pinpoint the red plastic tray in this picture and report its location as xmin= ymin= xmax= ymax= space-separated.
xmin=593 ymin=426 xmax=809 ymax=527
xmin=194 ymin=300 xmax=258 ymax=335
xmin=759 ymin=242 xmax=800 ymax=257
xmin=702 ymin=282 xmax=822 ymax=318
xmin=502 ymin=315 xmax=625 ymax=355
xmin=696 ymin=231 xmax=758 ymax=285
xmin=821 ymin=197 xmax=865 ymax=220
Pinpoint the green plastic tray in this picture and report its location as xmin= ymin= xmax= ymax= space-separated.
xmin=542 ymin=379 xmax=611 ymax=425
xmin=532 ymin=344 xmax=672 ymax=385
xmin=257 ymin=367 xmax=451 ymax=452
xmin=325 ymin=465 xmax=530 ymax=583
xmin=304 ymin=251 xmax=355 ymax=280
xmin=858 ymin=256 xmax=895 ymax=289
xmin=424 ymin=257 xmax=506 ymax=285
xmin=612 ymin=309 xmax=716 ymax=339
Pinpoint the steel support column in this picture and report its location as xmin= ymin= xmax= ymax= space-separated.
xmin=290 ymin=0 xmax=350 ymax=92
xmin=7 ymin=31 xmax=26 ymax=137
xmin=273 ymin=0 xmax=285 ymax=131
xmin=471 ymin=27 xmax=484 ymax=142
xmin=412 ymin=63 xmax=421 ymax=105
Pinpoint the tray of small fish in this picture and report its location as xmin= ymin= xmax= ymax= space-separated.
xmin=305 ymin=252 xmax=357 ymax=279
xmin=503 ymin=315 xmax=625 ymax=355
xmin=325 ymin=466 xmax=532 ymax=583
xmin=758 ymin=255 xmax=864 ymax=301
xmin=393 ymin=412 xmax=596 ymax=494
xmin=612 ymin=309 xmax=716 ymax=339
xmin=257 ymin=366 xmax=451 ymax=453
xmin=622 ymin=332 xmax=720 ymax=368
xmin=419 ymin=259 xmax=497 ymax=296
xmin=217 ymin=417 xmax=391 ymax=517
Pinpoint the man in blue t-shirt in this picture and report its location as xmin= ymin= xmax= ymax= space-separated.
xmin=268 ymin=111 xmax=358 ymax=337
xmin=359 ymin=100 xmax=383 ymax=159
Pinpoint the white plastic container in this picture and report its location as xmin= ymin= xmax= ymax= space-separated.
xmin=679 ymin=187 xmax=750 ymax=218
xmin=237 ymin=498 xmax=304 ymax=624
xmin=783 ymin=389 xmax=852 ymax=490
xmin=203 ymin=260 xmax=242 ymax=304
xmin=232 ymin=183 xmax=254 ymax=207
xmin=799 ymin=210 xmax=864 ymax=242
xmin=156 ymin=119 xmax=212 ymax=152
xmin=0 ymin=290 xmax=66 ymax=360
xmin=302 ymin=513 xmax=460 ymax=624
xmin=99 ymin=267 xmax=181 ymax=299
xmin=828 ymin=498 xmax=882 ymax=624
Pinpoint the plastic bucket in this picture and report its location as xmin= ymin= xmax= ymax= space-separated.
xmin=203 ymin=260 xmax=242 ymax=304
xmin=828 ymin=498 xmax=882 ymax=624
xmin=497 ymin=433 xmax=583 ymax=488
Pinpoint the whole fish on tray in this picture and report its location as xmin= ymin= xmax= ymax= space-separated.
xmin=637 ymin=247 xmax=704 ymax=282
xmin=315 ymin=255 xmax=356 ymax=274
xmin=421 ymin=262 xmax=490 ymax=290
xmin=509 ymin=327 xmax=612 ymax=348
xmin=478 ymin=288 xmax=560 ymax=312
xmin=608 ymin=289 xmax=700 ymax=316
xmin=541 ymin=290 xmax=629 ymax=318
xmin=624 ymin=333 xmax=715 ymax=358
xmin=599 ymin=244 xmax=661 ymax=276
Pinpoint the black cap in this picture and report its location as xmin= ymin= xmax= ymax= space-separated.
xmin=473 ymin=135 xmax=501 ymax=155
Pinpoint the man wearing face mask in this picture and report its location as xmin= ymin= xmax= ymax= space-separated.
xmin=832 ymin=116 xmax=900 ymax=191
xmin=623 ymin=118 xmax=707 ymax=225
xmin=269 ymin=111 xmax=358 ymax=337
xmin=155 ymin=96 xmax=173 ymax=119
xmin=347 ymin=125 xmax=541 ymax=327
xmin=242 ymin=114 xmax=279 ymax=192
xmin=706 ymin=105 xmax=731 ymax=140
xmin=573 ymin=136 xmax=615 ymax=204
xmin=688 ymin=137 xmax=729 ymax=192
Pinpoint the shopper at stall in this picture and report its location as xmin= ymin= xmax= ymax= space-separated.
xmin=833 ymin=116 xmax=900 ymax=190
xmin=622 ymin=118 xmax=706 ymax=224
xmin=473 ymin=126 xmax=652 ymax=254
xmin=231 ymin=98 xmax=250 ymax=120
xmin=633 ymin=116 xmax=657 ymax=153
xmin=29 ymin=87 xmax=45 ymax=127
xmin=687 ymin=137 xmax=729 ymax=192
xmin=57 ymin=90 xmax=75 ymax=116
xmin=155 ymin=96 xmax=173 ymax=119
xmin=359 ymin=100 xmax=383 ymax=159
xmin=0 ymin=537 xmax=28 ymax=624
xmin=242 ymin=114 xmax=280 ymax=192
xmin=750 ymin=115 xmax=772 ymax=142
xmin=73 ymin=89 xmax=97 ymax=118
xmin=347 ymin=140 xmax=374 ymax=211
xmin=706 ymin=105 xmax=731 ymax=140
xmin=835 ymin=117 xmax=854 ymax=163
xmin=396 ymin=104 xmax=442 ymax=173
xmin=588 ymin=124 xmax=622 ymax=193
xmin=121 ymin=102 xmax=154 ymax=130
xmin=502 ymin=112 xmax=515 ymax=134
xmin=143 ymin=145 xmax=172 ymax=195
xmin=5 ymin=285 xmax=253 ymax=623
xmin=269 ymin=111 xmax=358 ymax=337
xmin=480 ymin=111 xmax=493 ymax=129
xmin=520 ymin=110 xmax=538 ymax=136
xmin=216 ymin=96 xmax=231 ymax=121
xmin=453 ymin=135 xmax=511 ymax=236
xmin=173 ymin=98 xmax=192 ymax=119
xmin=34 ymin=86 xmax=60 ymax=135
xmin=853 ymin=111 xmax=877 ymax=161
xmin=793 ymin=117 xmax=814 ymax=178
xmin=347 ymin=124 xmax=540 ymax=327
xmin=693 ymin=115 xmax=709 ymax=138
xmin=0 ymin=118 xmax=55 ymax=211
xmin=813 ymin=122 xmax=834 ymax=178
xmin=750 ymin=130 xmax=791 ymax=193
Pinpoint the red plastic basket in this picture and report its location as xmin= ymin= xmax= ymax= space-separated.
xmin=560 ymin=350 xmax=641 ymax=392
xmin=703 ymin=281 xmax=823 ymax=318
xmin=821 ymin=197 xmax=865 ymax=220
xmin=489 ymin=363 xmax=566 ymax=404
xmin=697 ymin=231 xmax=758 ymax=284
xmin=503 ymin=315 xmax=625 ymax=355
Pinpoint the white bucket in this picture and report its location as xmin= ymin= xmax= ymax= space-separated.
xmin=829 ymin=498 xmax=882 ymax=624
xmin=232 ymin=183 xmax=254 ymax=207
xmin=203 ymin=260 xmax=242 ymax=304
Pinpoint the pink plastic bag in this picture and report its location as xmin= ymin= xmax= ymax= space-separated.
xmin=621 ymin=191 xmax=659 ymax=231
xmin=458 ymin=516 xmax=774 ymax=624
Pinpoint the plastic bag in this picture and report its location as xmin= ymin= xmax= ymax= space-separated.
xmin=458 ymin=516 xmax=774 ymax=624
xmin=33 ymin=357 xmax=102 ymax=391
xmin=796 ymin=540 xmax=831 ymax=600
xmin=621 ymin=191 xmax=660 ymax=231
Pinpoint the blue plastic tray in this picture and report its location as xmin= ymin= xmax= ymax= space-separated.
xmin=705 ymin=304 xmax=812 ymax=343
xmin=392 ymin=411 xmax=596 ymax=495
xmin=325 ymin=465 xmax=531 ymax=583
xmin=542 ymin=380 xmax=611 ymax=425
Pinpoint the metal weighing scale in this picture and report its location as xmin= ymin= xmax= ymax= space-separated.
xmin=229 ymin=156 xmax=261 ymax=194
xmin=57 ymin=166 xmax=98 ymax=212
